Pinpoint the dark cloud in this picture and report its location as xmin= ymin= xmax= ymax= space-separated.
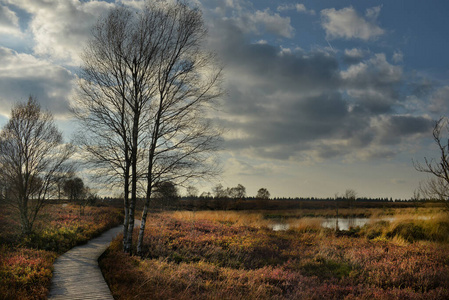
xmin=0 ymin=47 xmax=75 ymax=117
xmin=208 ymin=15 xmax=432 ymax=161
xmin=377 ymin=115 xmax=433 ymax=145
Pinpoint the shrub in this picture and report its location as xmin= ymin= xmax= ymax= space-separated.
xmin=0 ymin=247 xmax=56 ymax=300
xmin=0 ymin=203 xmax=123 ymax=299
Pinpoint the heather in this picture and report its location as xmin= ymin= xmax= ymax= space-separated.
xmin=100 ymin=211 xmax=449 ymax=299
xmin=0 ymin=203 xmax=123 ymax=300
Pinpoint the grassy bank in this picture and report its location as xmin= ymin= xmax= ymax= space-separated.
xmin=0 ymin=203 xmax=123 ymax=300
xmin=100 ymin=210 xmax=449 ymax=299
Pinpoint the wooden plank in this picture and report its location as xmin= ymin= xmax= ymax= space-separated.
xmin=48 ymin=224 xmax=127 ymax=299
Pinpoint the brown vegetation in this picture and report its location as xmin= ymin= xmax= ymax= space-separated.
xmin=100 ymin=209 xmax=449 ymax=299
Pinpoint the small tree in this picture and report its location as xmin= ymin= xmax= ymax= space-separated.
xmin=186 ymin=186 xmax=199 ymax=198
xmin=256 ymin=188 xmax=270 ymax=199
xmin=344 ymin=189 xmax=357 ymax=209
xmin=63 ymin=176 xmax=88 ymax=215
xmin=213 ymin=184 xmax=227 ymax=198
xmin=153 ymin=181 xmax=179 ymax=209
xmin=228 ymin=184 xmax=246 ymax=199
xmin=0 ymin=97 xmax=74 ymax=234
xmin=63 ymin=177 xmax=85 ymax=203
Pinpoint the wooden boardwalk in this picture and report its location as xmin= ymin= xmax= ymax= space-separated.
xmin=48 ymin=222 xmax=138 ymax=300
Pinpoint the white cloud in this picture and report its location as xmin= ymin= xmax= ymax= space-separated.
xmin=321 ymin=6 xmax=384 ymax=40
xmin=365 ymin=5 xmax=382 ymax=20
xmin=4 ymin=0 xmax=114 ymax=65
xmin=277 ymin=3 xmax=315 ymax=15
xmin=0 ymin=4 xmax=22 ymax=36
xmin=429 ymin=86 xmax=449 ymax=115
xmin=341 ymin=53 xmax=402 ymax=114
xmin=203 ymin=1 xmax=294 ymax=38
xmin=0 ymin=47 xmax=76 ymax=118
xmin=344 ymin=48 xmax=367 ymax=60
xmin=341 ymin=53 xmax=401 ymax=84
xmin=244 ymin=9 xmax=294 ymax=38
xmin=392 ymin=50 xmax=403 ymax=63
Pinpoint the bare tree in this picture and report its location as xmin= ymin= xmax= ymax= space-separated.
xmin=75 ymin=2 xmax=165 ymax=253
xmin=0 ymin=97 xmax=74 ymax=234
xmin=256 ymin=188 xmax=270 ymax=200
xmin=213 ymin=184 xmax=227 ymax=198
xmin=63 ymin=176 xmax=85 ymax=202
xmin=137 ymin=2 xmax=222 ymax=255
xmin=186 ymin=186 xmax=199 ymax=198
xmin=75 ymin=1 xmax=222 ymax=255
xmin=152 ymin=181 xmax=179 ymax=209
xmin=344 ymin=189 xmax=357 ymax=208
xmin=414 ymin=117 xmax=449 ymax=210
xmin=228 ymin=184 xmax=246 ymax=199
xmin=63 ymin=175 xmax=89 ymax=216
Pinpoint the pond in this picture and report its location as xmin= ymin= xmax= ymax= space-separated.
xmin=321 ymin=217 xmax=395 ymax=231
xmin=269 ymin=217 xmax=395 ymax=231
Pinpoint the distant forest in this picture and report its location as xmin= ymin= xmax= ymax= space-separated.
xmin=99 ymin=195 xmax=441 ymax=212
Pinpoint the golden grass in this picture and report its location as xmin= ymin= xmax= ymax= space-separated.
xmin=286 ymin=217 xmax=324 ymax=231
xmin=169 ymin=210 xmax=270 ymax=228
xmin=168 ymin=209 xmax=449 ymax=243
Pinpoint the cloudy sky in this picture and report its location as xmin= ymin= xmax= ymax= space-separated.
xmin=1 ymin=0 xmax=448 ymax=199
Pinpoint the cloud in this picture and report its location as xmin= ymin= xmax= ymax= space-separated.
xmin=202 ymin=0 xmax=294 ymax=38
xmin=0 ymin=47 xmax=76 ymax=118
xmin=375 ymin=115 xmax=433 ymax=145
xmin=4 ymin=0 xmax=114 ymax=65
xmin=206 ymin=12 xmax=430 ymax=163
xmin=343 ymin=48 xmax=369 ymax=64
xmin=0 ymin=4 xmax=22 ymax=35
xmin=321 ymin=6 xmax=384 ymax=40
xmin=341 ymin=53 xmax=402 ymax=114
xmin=0 ymin=0 xmax=435 ymax=167
xmin=429 ymin=86 xmax=449 ymax=115
xmin=277 ymin=3 xmax=315 ymax=15
xmin=392 ymin=50 xmax=404 ymax=63
xmin=234 ymin=8 xmax=294 ymax=38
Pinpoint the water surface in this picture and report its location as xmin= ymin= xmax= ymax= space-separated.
xmin=270 ymin=217 xmax=396 ymax=231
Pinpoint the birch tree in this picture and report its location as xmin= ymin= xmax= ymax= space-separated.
xmin=0 ymin=97 xmax=74 ymax=234
xmin=75 ymin=1 xmax=222 ymax=255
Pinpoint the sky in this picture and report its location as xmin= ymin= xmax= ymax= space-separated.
xmin=1 ymin=0 xmax=449 ymax=199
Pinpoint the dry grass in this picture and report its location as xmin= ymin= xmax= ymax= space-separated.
xmin=170 ymin=210 xmax=270 ymax=228
xmin=286 ymin=217 xmax=324 ymax=231
xmin=362 ymin=212 xmax=449 ymax=243
xmin=100 ymin=211 xmax=449 ymax=300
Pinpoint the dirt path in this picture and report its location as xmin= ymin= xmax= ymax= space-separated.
xmin=48 ymin=222 xmax=139 ymax=299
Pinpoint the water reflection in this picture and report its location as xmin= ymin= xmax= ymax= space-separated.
xmin=270 ymin=223 xmax=290 ymax=231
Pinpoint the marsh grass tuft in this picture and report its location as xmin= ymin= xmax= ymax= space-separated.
xmin=361 ymin=213 xmax=449 ymax=243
